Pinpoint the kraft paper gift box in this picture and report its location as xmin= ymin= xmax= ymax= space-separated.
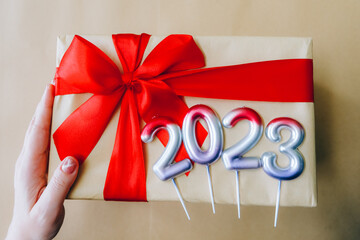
xmin=49 ymin=34 xmax=317 ymax=207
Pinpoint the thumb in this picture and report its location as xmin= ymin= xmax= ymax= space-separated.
xmin=37 ymin=156 xmax=79 ymax=209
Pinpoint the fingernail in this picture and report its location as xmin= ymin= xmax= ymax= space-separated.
xmin=61 ymin=157 xmax=77 ymax=174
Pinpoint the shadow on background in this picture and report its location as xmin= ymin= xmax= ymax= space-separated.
xmin=314 ymin=78 xmax=360 ymax=239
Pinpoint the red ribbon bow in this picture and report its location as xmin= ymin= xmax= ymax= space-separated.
xmin=53 ymin=34 xmax=313 ymax=201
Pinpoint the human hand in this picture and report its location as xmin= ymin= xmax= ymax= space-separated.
xmin=6 ymin=84 xmax=79 ymax=240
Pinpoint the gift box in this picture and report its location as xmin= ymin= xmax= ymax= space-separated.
xmin=49 ymin=34 xmax=317 ymax=207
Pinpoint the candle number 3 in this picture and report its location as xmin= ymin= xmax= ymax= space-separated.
xmin=261 ymin=117 xmax=305 ymax=180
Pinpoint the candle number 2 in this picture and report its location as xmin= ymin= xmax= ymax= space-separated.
xmin=222 ymin=107 xmax=263 ymax=170
xmin=141 ymin=118 xmax=192 ymax=181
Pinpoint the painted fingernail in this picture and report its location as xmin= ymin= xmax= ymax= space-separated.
xmin=61 ymin=157 xmax=77 ymax=174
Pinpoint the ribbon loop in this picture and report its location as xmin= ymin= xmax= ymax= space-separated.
xmin=55 ymin=35 xmax=123 ymax=96
xmin=112 ymin=33 xmax=151 ymax=73
xmin=136 ymin=35 xmax=205 ymax=79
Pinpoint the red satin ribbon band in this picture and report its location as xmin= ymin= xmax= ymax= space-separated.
xmin=53 ymin=34 xmax=313 ymax=201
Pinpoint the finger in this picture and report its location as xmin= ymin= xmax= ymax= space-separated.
xmin=25 ymin=84 xmax=55 ymax=158
xmin=34 ymin=157 xmax=79 ymax=213
xmin=18 ymin=84 xmax=55 ymax=177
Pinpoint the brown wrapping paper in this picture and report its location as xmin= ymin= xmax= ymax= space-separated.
xmin=49 ymin=35 xmax=317 ymax=207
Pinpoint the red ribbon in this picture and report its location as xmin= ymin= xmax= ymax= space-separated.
xmin=53 ymin=34 xmax=313 ymax=201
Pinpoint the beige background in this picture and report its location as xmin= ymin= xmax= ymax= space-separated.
xmin=0 ymin=0 xmax=359 ymax=239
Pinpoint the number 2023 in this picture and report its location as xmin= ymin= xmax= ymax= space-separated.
xmin=142 ymin=105 xmax=305 ymax=182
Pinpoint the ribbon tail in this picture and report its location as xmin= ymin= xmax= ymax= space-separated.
xmin=53 ymin=93 xmax=123 ymax=164
xmin=162 ymin=59 xmax=314 ymax=102
xmin=103 ymin=90 xmax=147 ymax=201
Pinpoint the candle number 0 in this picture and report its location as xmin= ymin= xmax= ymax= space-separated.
xmin=182 ymin=104 xmax=223 ymax=165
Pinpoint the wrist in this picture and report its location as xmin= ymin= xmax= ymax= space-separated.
xmin=6 ymin=221 xmax=31 ymax=240
xmin=6 ymin=222 xmax=23 ymax=240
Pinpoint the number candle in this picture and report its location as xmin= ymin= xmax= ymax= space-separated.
xmin=222 ymin=107 xmax=263 ymax=219
xmin=261 ymin=117 xmax=305 ymax=227
xmin=141 ymin=118 xmax=192 ymax=220
xmin=182 ymin=105 xmax=223 ymax=214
